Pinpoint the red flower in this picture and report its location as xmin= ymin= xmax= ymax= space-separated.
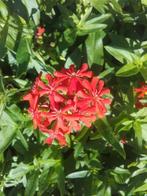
xmin=134 ymin=83 xmax=147 ymax=109
xmin=35 ymin=26 xmax=45 ymax=38
xmin=134 ymin=83 xmax=147 ymax=98
xmin=23 ymin=64 xmax=111 ymax=146
xmin=44 ymin=129 xmax=67 ymax=146
xmin=120 ymin=136 xmax=128 ymax=144
xmin=23 ymin=76 xmax=41 ymax=111
xmin=37 ymin=74 xmax=67 ymax=108
xmin=54 ymin=63 xmax=93 ymax=95
xmin=76 ymin=77 xmax=111 ymax=118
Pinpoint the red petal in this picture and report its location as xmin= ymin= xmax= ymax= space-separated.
xmin=91 ymin=77 xmax=99 ymax=90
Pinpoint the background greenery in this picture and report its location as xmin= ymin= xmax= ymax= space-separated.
xmin=0 ymin=0 xmax=147 ymax=195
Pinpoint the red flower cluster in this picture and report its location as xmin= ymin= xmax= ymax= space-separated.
xmin=134 ymin=83 xmax=147 ymax=109
xmin=23 ymin=64 xmax=111 ymax=146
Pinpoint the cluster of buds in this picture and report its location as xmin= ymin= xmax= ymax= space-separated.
xmin=134 ymin=83 xmax=147 ymax=109
xmin=23 ymin=64 xmax=111 ymax=146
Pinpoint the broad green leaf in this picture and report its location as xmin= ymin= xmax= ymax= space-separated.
xmin=16 ymin=37 xmax=30 ymax=64
xmin=105 ymin=46 xmax=136 ymax=63
xmin=86 ymin=31 xmax=105 ymax=66
xmin=94 ymin=119 xmax=126 ymax=159
xmin=116 ymin=63 xmax=139 ymax=77
xmin=0 ymin=111 xmax=17 ymax=154
xmin=25 ymin=171 xmax=39 ymax=196
xmin=6 ymin=16 xmax=19 ymax=50
xmin=66 ymin=170 xmax=90 ymax=179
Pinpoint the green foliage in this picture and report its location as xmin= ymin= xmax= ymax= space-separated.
xmin=0 ymin=0 xmax=147 ymax=195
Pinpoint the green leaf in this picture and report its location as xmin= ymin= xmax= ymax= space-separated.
xmin=94 ymin=119 xmax=126 ymax=159
xmin=0 ymin=21 xmax=8 ymax=58
xmin=21 ymin=0 xmax=40 ymax=25
xmin=142 ymin=124 xmax=147 ymax=142
xmin=17 ymin=130 xmax=28 ymax=151
xmin=132 ymin=168 xmax=147 ymax=177
xmin=140 ymin=65 xmax=147 ymax=81
xmin=77 ymin=23 xmax=107 ymax=36
xmin=6 ymin=162 xmax=31 ymax=186
xmin=25 ymin=171 xmax=39 ymax=196
xmin=116 ymin=63 xmax=139 ymax=77
xmin=16 ymin=36 xmax=30 ymax=64
xmin=110 ymin=0 xmax=122 ymax=13
xmin=56 ymin=163 xmax=65 ymax=196
xmin=0 ymin=111 xmax=17 ymax=154
xmin=65 ymin=47 xmax=82 ymax=69
xmin=105 ymin=46 xmax=136 ymax=63
xmin=86 ymin=14 xmax=111 ymax=25
xmin=96 ymin=184 xmax=111 ymax=196
xmin=91 ymin=0 xmax=108 ymax=13
xmin=133 ymin=120 xmax=142 ymax=151
xmin=0 ymin=0 xmax=8 ymax=19
xmin=134 ymin=182 xmax=147 ymax=193
xmin=111 ymin=167 xmax=130 ymax=184
xmin=141 ymin=0 xmax=147 ymax=6
xmin=66 ymin=170 xmax=90 ymax=179
xmin=86 ymin=31 xmax=105 ymax=66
